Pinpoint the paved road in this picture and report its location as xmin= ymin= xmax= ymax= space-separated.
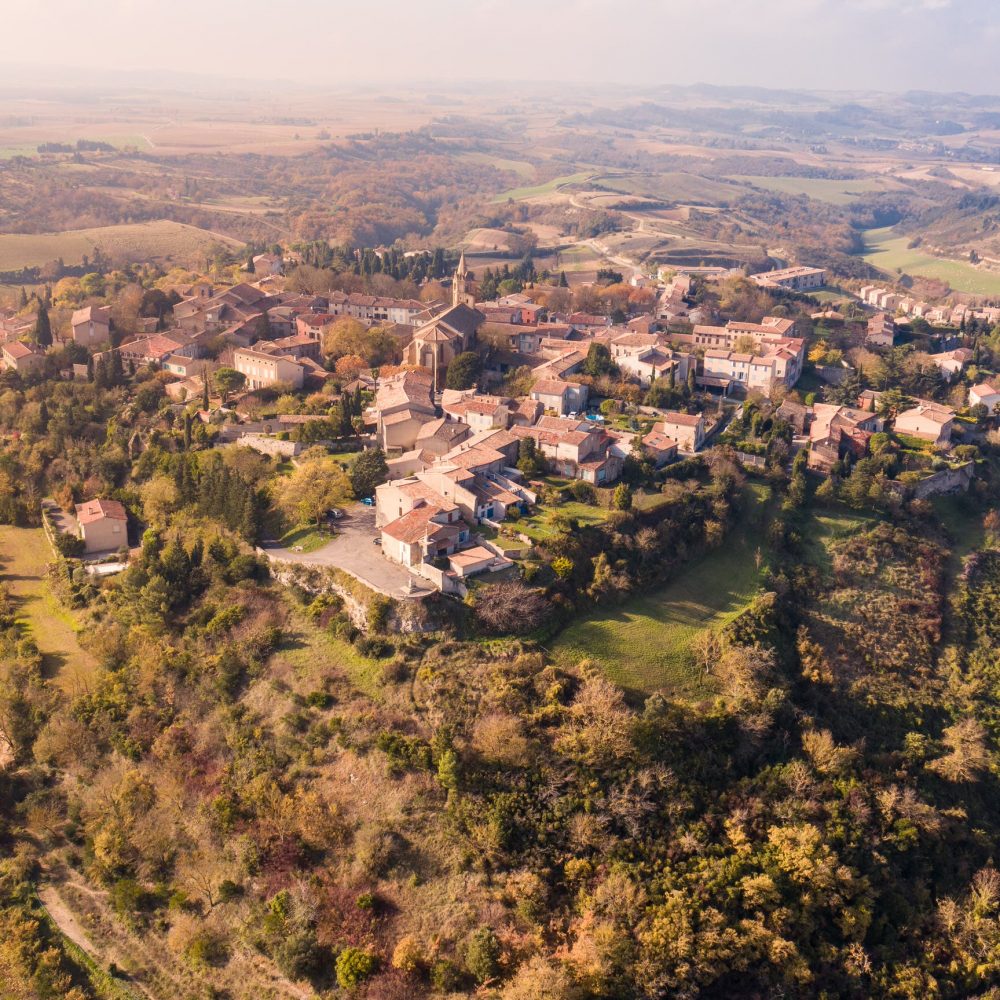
xmin=261 ymin=504 xmax=433 ymax=597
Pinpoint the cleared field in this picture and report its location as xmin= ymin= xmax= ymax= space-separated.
xmin=0 ymin=525 xmax=97 ymax=694
xmin=862 ymin=226 xmax=1000 ymax=296
xmin=461 ymin=227 xmax=520 ymax=252
xmin=494 ymin=171 xmax=593 ymax=202
xmin=551 ymin=484 xmax=771 ymax=697
xmin=732 ymin=175 xmax=904 ymax=205
xmin=460 ymin=151 xmax=534 ymax=178
xmin=594 ymin=171 xmax=742 ymax=205
xmin=0 ymin=220 xmax=242 ymax=271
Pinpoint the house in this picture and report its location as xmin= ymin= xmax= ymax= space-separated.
xmin=609 ymin=331 xmax=692 ymax=386
xmin=252 ymin=253 xmax=284 ymax=277
xmin=866 ymin=313 xmax=896 ymax=349
xmin=75 ymin=498 xmax=128 ymax=553
xmin=403 ymin=302 xmax=484 ymax=387
xmin=928 ymin=348 xmax=974 ymax=379
xmin=441 ymin=391 xmax=513 ymax=433
xmin=895 ymin=403 xmax=955 ymax=446
xmin=807 ymin=404 xmax=882 ymax=473
xmin=369 ymin=370 xmax=436 ymax=451
xmin=71 ymin=305 xmax=112 ymax=348
xmin=1 ymin=341 xmax=46 ymax=374
xmin=512 ymin=418 xmax=622 ymax=484
xmin=529 ymin=378 xmax=588 ymax=416
xmin=640 ymin=429 xmax=680 ymax=466
xmin=117 ymin=334 xmax=185 ymax=367
xmin=655 ymin=411 xmax=706 ymax=452
xmin=232 ymin=347 xmax=305 ymax=390
xmin=163 ymin=355 xmax=217 ymax=379
xmin=380 ymin=502 xmax=470 ymax=569
xmin=969 ymin=380 xmax=1000 ymax=412
xmin=776 ymin=398 xmax=809 ymax=435
xmin=750 ymin=266 xmax=825 ymax=291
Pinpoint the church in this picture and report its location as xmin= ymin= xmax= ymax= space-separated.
xmin=404 ymin=253 xmax=484 ymax=388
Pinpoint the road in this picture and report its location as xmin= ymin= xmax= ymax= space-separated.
xmin=260 ymin=505 xmax=434 ymax=597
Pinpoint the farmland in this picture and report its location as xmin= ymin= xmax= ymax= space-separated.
xmin=0 ymin=220 xmax=241 ymax=271
xmin=862 ymin=226 xmax=1000 ymax=295
xmin=732 ymin=174 xmax=904 ymax=205
xmin=494 ymin=171 xmax=593 ymax=202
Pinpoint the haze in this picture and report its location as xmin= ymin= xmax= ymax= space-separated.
xmin=5 ymin=0 xmax=999 ymax=94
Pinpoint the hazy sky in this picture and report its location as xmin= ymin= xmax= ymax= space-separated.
xmin=6 ymin=0 xmax=999 ymax=94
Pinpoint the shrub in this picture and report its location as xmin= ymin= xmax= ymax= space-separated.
xmin=356 ymin=635 xmax=393 ymax=658
xmin=392 ymin=935 xmax=424 ymax=974
xmin=217 ymin=879 xmax=243 ymax=903
xmin=431 ymin=959 xmax=462 ymax=992
xmin=185 ymin=930 xmax=229 ymax=968
xmin=568 ymin=481 xmax=596 ymax=505
xmin=465 ymin=927 xmax=502 ymax=984
xmin=306 ymin=690 xmax=333 ymax=709
xmin=336 ymin=946 xmax=379 ymax=988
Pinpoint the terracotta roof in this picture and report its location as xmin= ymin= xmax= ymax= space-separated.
xmin=659 ymin=411 xmax=703 ymax=427
xmin=75 ymin=498 xmax=127 ymax=525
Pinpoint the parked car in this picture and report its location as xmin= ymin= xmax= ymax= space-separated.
xmin=325 ymin=508 xmax=344 ymax=520
xmin=372 ymin=537 xmax=381 ymax=545
xmin=361 ymin=497 xmax=375 ymax=506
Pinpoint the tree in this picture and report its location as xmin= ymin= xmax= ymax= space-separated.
xmin=274 ymin=456 xmax=352 ymax=526
xmin=32 ymin=302 xmax=52 ymax=348
xmin=582 ymin=342 xmax=617 ymax=378
xmin=349 ymin=447 xmax=388 ymax=500
xmin=445 ymin=351 xmax=482 ymax=390
xmin=473 ymin=581 xmax=549 ymax=635
xmin=213 ymin=367 xmax=246 ymax=404
xmin=612 ymin=483 xmax=633 ymax=511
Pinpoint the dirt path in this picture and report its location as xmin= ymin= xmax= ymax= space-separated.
xmin=0 ymin=525 xmax=97 ymax=694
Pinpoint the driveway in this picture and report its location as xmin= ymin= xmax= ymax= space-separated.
xmin=260 ymin=504 xmax=434 ymax=597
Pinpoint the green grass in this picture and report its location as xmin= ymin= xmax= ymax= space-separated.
xmin=799 ymin=505 xmax=879 ymax=577
xmin=278 ymin=524 xmax=333 ymax=553
xmin=732 ymin=175 xmax=901 ymax=205
xmin=0 ymin=525 xmax=97 ymax=693
xmin=550 ymin=483 xmax=771 ymax=697
xmin=494 ymin=171 xmax=593 ymax=202
xmin=514 ymin=500 xmax=610 ymax=542
xmin=461 ymin=151 xmax=534 ymax=178
xmin=862 ymin=227 xmax=1000 ymax=296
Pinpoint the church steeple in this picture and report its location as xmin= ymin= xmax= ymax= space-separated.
xmin=452 ymin=252 xmax=474 ymax=309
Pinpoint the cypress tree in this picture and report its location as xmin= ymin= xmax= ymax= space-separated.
xmin=33 ymin=303 xmax=52 ymax=348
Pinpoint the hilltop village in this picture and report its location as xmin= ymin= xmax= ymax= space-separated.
xmin=2 ymin=248 xmax=997 ymax=599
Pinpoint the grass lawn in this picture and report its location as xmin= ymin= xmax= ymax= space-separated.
xmin=494 ymin=171 xmax=593 ymax=202
xmin=515 ymin=500 xmax=609 ymax=543
xmin=799 ymin=504 xmax=879 ymax=577
xmin=278 ymin=524 xmax=334 ymax=554
xmin=0 ymin=526 xmax=97 ymax=694
xmin=862 ymin=227 xmax=1000 ymax=296
xmin=550 ymin=483 xmax=771 ymax=698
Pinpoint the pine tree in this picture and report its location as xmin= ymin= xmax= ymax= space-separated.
xmin=202 ymin=370 xmax=210 ymax=410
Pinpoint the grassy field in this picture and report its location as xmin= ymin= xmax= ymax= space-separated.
xmin=0 ymin=220 xmax=241 ymax=271
xmin=514 ymin=499 xmax=609 ymax=543
xmin=550 ymin=483 xmax=771 ymax=697
xmin=732 ymin=175 xmax=902 ymax=205
xmin=494 ymin=171 xmax=593 ymax=202
xmin=862 ymin=227 xmax=1000 ymax=296
xmin=461 ymin=151 xmax=534 ymax=178
xmin=0 ymin=525 xmax=97 ymax=693
xmin=595 ymin=171 xmax=742 ymax=205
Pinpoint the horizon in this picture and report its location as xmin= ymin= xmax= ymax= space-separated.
xmin=4 ymin=0 xmax=999 ymax=95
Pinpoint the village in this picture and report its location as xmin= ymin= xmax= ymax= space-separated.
xmin=0 ymin=244 xmax=997 ymax=603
